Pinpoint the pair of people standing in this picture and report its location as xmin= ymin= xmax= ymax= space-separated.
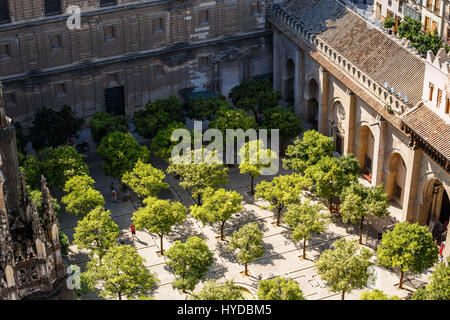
xmin=110 ymin=182 xmax=131 ymax=202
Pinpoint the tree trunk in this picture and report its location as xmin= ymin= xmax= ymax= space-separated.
xmin=244 ymin=262 xmax=248 ymax=276
xmin=197 ymin=193 xmax=201 ymax=205
xmin=341 ymin=291 xmax=345 ymax=300
xmin=160 ymin=234 xmax=164 ymax=255
xmin=220 ymin=221 xmax=225 ymax=241
xmin=253 ymin=110 xmax=258 ymax=123
xmin=399 ymin=271 xmax=404 ymax=289
xmin=277 ymin=207 xmax=281 ymax=226
xmin=250 ymin=175 xmax=254 ymax=195
xmin=359 ymin=217 xmax=365 ymax=244
xmin=118 ymin=292 xmax=122 ymax=301
xmin=303 ymin=238 xmax=306 ymax=259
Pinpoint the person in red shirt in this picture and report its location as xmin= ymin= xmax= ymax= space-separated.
xmin=130 ymin=223 xmax=136 ymax=241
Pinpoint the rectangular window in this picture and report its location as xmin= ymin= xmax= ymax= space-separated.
xmin=5 ymin=93 xmax=16 ymax=107
xmin=200 ymin=10 xmax=209 ymax=24
xmin=104 ymin=26 xmax=115 ymax=41
xmin=44 ymin=0 xmax=62 ymax=17
xmin=55 ymin=83 xmax=66 ymax=97
xmin=0 ymin=0 xmax=10 ymax=24
xmin=437 ymin=88 xmax=442 ymax=108
xmin=154 ymin=65 xmax=165 ymax=79
xmin=426 ymin=0 xmax=432 ymax=9
xmin=251 ymin=2 xmax=261 ymax=15
xmin=100 ymin=0 xmax=117 ymax=8
xmin=153 ymin=17 xmax=164 ymax=32
xmin=0 ymin=44 xmax=9 ymax=59
xmin=50 ymin=34 xmax=62 ymax=50
xmin=425 ymin=16 xmax=431 ymax=32
xmin=446 ymin=98 xmax=450 ymax=114
xmin=435 ymin=0 xmax=441 ymax=14
xmin=429 ymin=83 xmax=434 ymax=101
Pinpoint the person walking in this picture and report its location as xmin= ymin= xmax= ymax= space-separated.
xmin=130 ymin=223 xmax=136 ymax=241
xmin=111 ymin=182 xmax=117 ymax=202
xmin=125 ymin=186 xmax=131 ymax=201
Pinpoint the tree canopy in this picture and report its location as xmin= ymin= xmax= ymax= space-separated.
xmin=132 ymin=196 xmax=187 ymax=254
xmin=62 ymin=175 xmax=105 ymax=217
xmin=283 ymin=200 xmax=329 ymax=259
xmin=283 ymin=130 xmax=335 ymax=174
xmin=209 ymin=106 xmax=257 ymax=137
xmin=304 ymin=154 xmax=359 ymax=211
xmin=90 ymin=111 xmax=128 ymax=145
xmin=85 ymin=245 xmax=159 ymax=300
xmin=39 ymin=145 xmax=89 ymax=190
xmin=29 ymin=105 xmax=84 ymax=151
xmin=412 ymin=261 xmax=450 ymax=300
xmin=255 ymin=173 xmax=307 ymax=226
xmin=133 ymin=95 xmax=185 ymax=139
xmin=228 ymin=222 xmax=264 ymax=276
xmin=229 ymin=78 xmax=281 ymax=122
xmin=315 ymin=238 xmax=373 ymax=300
xmin=340 ymin=183 xmax=389 ymax=244
xmin=165 ymin=236 xmax=214 ymax=291
xmin=190 ymin=187 xmax=243 ymax=240
xmin=73 ymin=207 xmax=120 ymax=260
xmin=262 ymin=106 xmax=303 ymax=147
xmin=238 ymin=139 xmax=278 ymax=195
xmin=257 ymin=277 xmax=306 ymax=300
xmin=167 ymin=148 xmax=229 ymax=204
xmin=97 ymin=131 xmax=150 ymax=180
xmin=190 ymin=280 xmax=244 ymax=300
xmin=186 ymin=94 xmax=229 ymax=121
xmin=151 ymin=121 xmax=187 ymax=161
xmin=360 ymin=289 xmax=400 ymax=300
xmin=377 ymin=222 xmax=439 ymax=289
xmin=121 ymin=159 xmax=169 ymax=199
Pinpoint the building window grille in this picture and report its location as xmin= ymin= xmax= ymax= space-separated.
xmin=100 ymin=0 xmax=117 ymax=8
xmin=153 ymin=17 xmax=164 ymax=32
xmin=200 ymin=10 xmax=209 ymax=24
xmin=0 ymin=0 xmax=10 ymax=25
xmin=0 ymin=44 xmax=9 ymax=59
xmin=44 ymin=0 xmax=62 ymax=17
xmin=437 ymin=88 xmax=442 ymax=108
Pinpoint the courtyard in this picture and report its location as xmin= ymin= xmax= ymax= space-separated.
xmin=59 ymin=127 xmax=433 ymax=300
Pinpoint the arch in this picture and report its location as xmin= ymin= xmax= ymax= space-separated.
xmin=306 ymin=79 xmax=319 ymax=130
xmin=284 ymin=58 xmax=295 ymax=105
xmin=357 ymin=125 xmax=375 ymax=182
xmin=330 ymin=101 xmax=344 ymax=155
xmin=418 ymin=179 xmax=450 ymax=227
xmin=386 ymin=152 xmax=407 ymax=207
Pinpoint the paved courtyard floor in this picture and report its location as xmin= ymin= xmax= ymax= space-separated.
xmin=61 ymin=128 xmax=433 ymax=300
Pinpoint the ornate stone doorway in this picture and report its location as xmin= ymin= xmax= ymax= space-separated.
xmin=419 ymin=179 xmax=450 ymax=226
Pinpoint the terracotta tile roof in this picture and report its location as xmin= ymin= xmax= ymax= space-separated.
xmin=401 ymin=106 xmax=450 ymax=162
xmin=270 ymin=14 xmax=404 ymax=131
xmin=279 ymin=0 xmax=425 ymax=106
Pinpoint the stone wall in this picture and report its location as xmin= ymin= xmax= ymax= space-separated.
xmin=0 ymin=0 xmax=273 ymax=126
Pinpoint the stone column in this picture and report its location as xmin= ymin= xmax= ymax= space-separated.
xmin=273 ymin=31 xmax=281 ymax=92
xmin=343 ymin=89 xmax=356 ymax=155
xmin=402 ymin=146 xmax=422 ymax=222
xmin=319 ymin=66 xmax=329 ymax=135
xmin=372 ymin=116 xmax=387 ymax=186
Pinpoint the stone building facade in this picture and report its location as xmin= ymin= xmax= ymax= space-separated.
xmin=0 ymin=83 xmax=66 ymax=300
xmin=374 ymin=0 xmax=448 ymax=38
xmin=0 ymin=0 xmax=272 ymax=127
xmin=270 ymin=0 xmax=450 ymax=257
